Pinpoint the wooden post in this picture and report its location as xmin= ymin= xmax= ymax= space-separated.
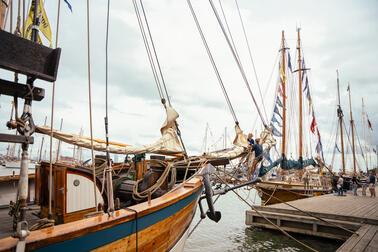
xmin=336 ymin=70 xmax=346 ymax=173
xmin=347 ymin=84 xmax=357 ymax=174
xmin=362 ymin=97 xmax=368 ymax=173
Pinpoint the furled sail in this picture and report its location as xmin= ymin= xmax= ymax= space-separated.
xmin=35 ymin=106 xmax=184 ymax=155
xmin=201 ymin=124 xmax=248 ymax=159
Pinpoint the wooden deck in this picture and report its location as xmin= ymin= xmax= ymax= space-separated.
xmin=246 ymin=186 xmax=378 ymax=250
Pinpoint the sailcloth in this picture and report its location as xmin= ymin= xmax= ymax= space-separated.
xmin=201 ymin=124 xmax=247 ymax=159
xmin=35 ymin=106 xmax=184 ymax=155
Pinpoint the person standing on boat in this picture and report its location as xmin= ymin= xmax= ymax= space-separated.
xmin=250 ymin=138 xmax=263 ymax=178
xmin=303 ymin=169 xmax=311 ymax=194
xmin=368 ymin=171 xmax=376 ymax=198
xmin=337 ymin=174 xmax=344 ymax=196
xmin=352 ymin=173 xmax=358 ymax=196
xmin=247 ymin=133 xmax=255 ymax=147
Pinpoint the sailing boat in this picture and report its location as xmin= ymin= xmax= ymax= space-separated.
xmin=255 ymin=30 xmax=331 ymax=205
xmin=0 ymin=1 xmax=267 ymax=250
xmin=0 ymin=1 xmax=213 ymax=251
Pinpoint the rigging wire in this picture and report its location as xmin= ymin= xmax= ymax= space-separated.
xmin=233 ymin=0 xmax=268 ymax=120
xmin=104 ymin=0 xmax=114 ymax=213
xmin=186 ymin=0 xmax=239 ymax=124
xmin=48 ymin=0 xmax=61 ymax=219
xmin=86 ymin=0 xmax=98 ymax=210
xmin=139 ymin=0 xmax=171 ymax=106
xmin=132 ymin=0 xmax=164 ymax=100
xmin=208 ymin=0 xmax=267 ymax=126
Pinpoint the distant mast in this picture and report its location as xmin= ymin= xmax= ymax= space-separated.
xmin=281 ymin=31 xmax=287 ymax=158
xmin=297 ymin=29 xmax=303 ymax=166
xmin=362 ymin=97 xmax=368 ymax=172
xmin=336 ymin=70 xmax=346 ymax=173
xmin=347 ymin=84 xmax=357 ymax=174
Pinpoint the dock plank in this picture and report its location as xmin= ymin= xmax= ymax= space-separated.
xmin=248 ymin=185 xmax=378 ymax=251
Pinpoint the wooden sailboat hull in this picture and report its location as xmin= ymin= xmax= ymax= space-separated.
xmin=0 ymin=177 xmax=203 ymax=251
xmin=256 ymin=181 xmax=330 ymax=205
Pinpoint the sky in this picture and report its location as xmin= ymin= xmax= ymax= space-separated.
xmin=0 ymin=0 xmax=377 ymax=172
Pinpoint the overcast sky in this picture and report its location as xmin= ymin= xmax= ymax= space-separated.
xmin=0 ymin=0 xmax=377 ymax=171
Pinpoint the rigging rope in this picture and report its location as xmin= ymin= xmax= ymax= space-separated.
xmin=86 ymin=0 xmax=98 ymax=210
xmin=132 ymin=0 xmax=164 ymax=100
xmin=186 ymin=0 xmax=238 ymax=124
xmin=233 ymin=0 xmax=268 ymax=120
xmin=104 ymin=0 xmax=114 ymax=214
xmin=48 ymin=0 xmax=61 ymax=219
xmin=208 ymin=0 xmax=266 ymax=126
xmin=139 ymin=0 xmax=171 ymax=106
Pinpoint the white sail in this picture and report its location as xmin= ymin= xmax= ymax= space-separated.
xmin=35 ymin=106 xmax=184 ymax=155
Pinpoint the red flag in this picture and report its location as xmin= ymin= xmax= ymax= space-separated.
xmin=310 ymin=117 xmax=317 ymax=134
xmin=316 ymin=128 xmax=321 ymax=141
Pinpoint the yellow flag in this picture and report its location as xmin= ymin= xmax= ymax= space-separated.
xmin=24 ymin=0 xmax=52 ymax=47
xmin=280 ymin=65 xmax=286 ymax=83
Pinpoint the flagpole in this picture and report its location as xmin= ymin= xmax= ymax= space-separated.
xmin=336 ymin=70 xmax=346 ymax=173
xmin=347 ymin=84 xmax=357 ymax=174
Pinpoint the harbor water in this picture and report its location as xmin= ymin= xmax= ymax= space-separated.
xmin=184 ymin=188 xmax=343 ymax=252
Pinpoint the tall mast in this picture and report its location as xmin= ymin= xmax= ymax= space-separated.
xmin=362 ymin=97 xmax=368 ymax=172
xmin=297 ymin=29 xmax=303 ymax=164
xmin=337 ymin=70 xmax=346 ymax=173
xmin=281 ymin=31 xmax=287 ymax=158
xmin=347 ymin=84 xmax=357 ymax=173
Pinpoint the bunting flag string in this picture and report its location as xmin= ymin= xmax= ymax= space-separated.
xmin=271 ymin=114 xmax=282 ymax=127
xmin=270 ymin=123 xmax=283 ymax=137
xmin=274 ymin=105 xmax=283 ymax=120
xmin=64 ymin=0 xmax=73 ymax=12
xmin=335 ymin=144 xmax=341 ymax=153
xmin=276 ymin=96 xmax=284 ymax=109
xmin=287 ymin=52 xmax=292 ymax=72
xmin=310 ymin=116 xmax=317 ymax=134
xmin=367 ymin=115 xmax=373 ymax=131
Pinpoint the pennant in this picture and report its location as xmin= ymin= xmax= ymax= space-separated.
xmin=347 ymin=85 xmax=350 ymax=92
xmin=367 ymin=117 xmax=373 ymax=131
xmin=24 ymin=0 xmax=53 ymax=47
xmin=303 ymin=76 xmax=308 ymax=92
xmin=335 ymin=144 xmax=341 ymax=153
xmin=309 ymin=97 xmax=312 ymax=114
xmin=271 ymin=114 xmax=282 ymax=127
xmin=310 ymin=117 xmax=317 ymax=134
xmin=278 ymin=85 xmax=284 ymax=97
xmin=64 ymin=0 xmax=73 ymax=12
xmin=316 ymin=141 xmax=322 ymax=154
xmin=287 ymin=52 xmax=292 ymax=72
xmin=274 ymin=106 xmax=283 ymax=120
xmin=302 ymin=59 xmax=306 ymax=82
xmin=280 ymin=64 xmax=286 ymax=83
xmin=373 ymin=148 xmax=377 ymax=154
xmin=316 ymin=128 xmax=321 ymax=141
xmin=271 ymin=124 xmax=283 ymax=137
xmin=276 ymin=96 xmax=284 ymax=108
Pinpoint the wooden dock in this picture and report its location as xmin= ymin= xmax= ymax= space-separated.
xmin=246 ymin=186 xmax=378 ymax=251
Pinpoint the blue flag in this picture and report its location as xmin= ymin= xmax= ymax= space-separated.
xmin=271 ymin=114 xmax=282 ymax=127
xmin=64 ymin=0 xmax=72 ymax=12
xmin=274 ymin=106 xmax=283 ymax=120
xmin=373 ymin=148 xmax=376 ymax=154
xmin=368 ymin=118 xmax=373 ymax=131
xmin=335 ymin=144 xmax=341 ymax=153
xmin=276 ymin=96 xmax=284 ymax=108
xmin=287 ymin=52 xmax=292 ymax=72
xmin=303 ymin=76 xmax=309 ymax=92
xmin=271 ymin=124 xmax=283 ymax=137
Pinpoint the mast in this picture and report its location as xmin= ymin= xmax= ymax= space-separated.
xmin=281 ymin=30 xmax=287 ymax=158
xmin=347 ymin=84 xmax=357 ymax=173
xmin=0 ymin=0 xmax=8 ymax=29
xmin=297 ymin=29 xmax=303 ymax=165
xmin=337 ymin=70 xmax=346 ymax=173
xmin=362 ymin=97 xmax=368 ymax=172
